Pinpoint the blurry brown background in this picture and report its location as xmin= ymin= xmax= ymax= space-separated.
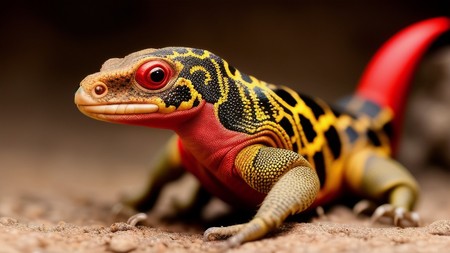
xmin=0 ymin=1 xmax=448 ymax=200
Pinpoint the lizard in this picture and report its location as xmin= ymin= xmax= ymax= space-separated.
xmin=74 ymin=17 xmax=450 ymax=247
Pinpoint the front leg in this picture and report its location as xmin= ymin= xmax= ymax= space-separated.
xmin=204 ymin=145 xmax=320 ymax=247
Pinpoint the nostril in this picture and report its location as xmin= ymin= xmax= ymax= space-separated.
xmin=93 ymin=82 xmax=108 ymax=97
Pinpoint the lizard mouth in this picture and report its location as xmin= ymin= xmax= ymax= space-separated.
xmin=77 ymin=104 xmax=159 ymax=115
xmin=75 ymin=87 xmax=159 ymax=115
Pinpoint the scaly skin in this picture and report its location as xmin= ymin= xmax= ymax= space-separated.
xmin=74 ymin=17 xmax=449 ymax=248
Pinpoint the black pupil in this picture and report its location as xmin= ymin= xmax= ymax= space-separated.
xmin=95 ymin=85 xmax=105 ymax=95
xmin=149 ymin=67 xmax=165 ymax=83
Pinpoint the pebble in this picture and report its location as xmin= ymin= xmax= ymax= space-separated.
xmin=0 ymin=217 xmax=18 ymax=226
xmin=110 ymin=222 xmax=134 ymax=233
xmin=427 ymin=220 xmax=450 ymax=236
xmin=109 ymin=234 xmax=138 ymax=253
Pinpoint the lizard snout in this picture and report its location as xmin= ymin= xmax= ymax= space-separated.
xmin=74 ymin=87 xmax=98 ymax=106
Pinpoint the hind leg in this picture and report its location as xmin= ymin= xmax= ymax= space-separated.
xmin=345 ymin=149 xmax=420 ymax=227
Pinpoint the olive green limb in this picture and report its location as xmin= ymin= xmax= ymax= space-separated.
xmin=204 ymin=145 xmax=320 ymax=247
xmin=204 ymin=166 xmax=320 ymax=247
xmin=344 ymin=149 xmax=420 ymax=226
xmin=122 ymin=135 xmax=186 ymax=212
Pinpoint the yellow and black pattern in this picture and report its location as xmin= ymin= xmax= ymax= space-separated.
xmin=141 ymin=47 xmax=394 ymax=190
xmin=94 ymin=47 xmax=392 ymax=193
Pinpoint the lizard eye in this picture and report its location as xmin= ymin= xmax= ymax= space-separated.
xmin=135 ymin=60 xmax=173 ymax=90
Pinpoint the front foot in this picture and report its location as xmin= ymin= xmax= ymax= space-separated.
xmin=203 ymin=218 xmax=269 ymax=248
xmin=202 ymin=165 xmax=320 ymax=247
xmin=371 ymin=204 xmax=420 ymax=227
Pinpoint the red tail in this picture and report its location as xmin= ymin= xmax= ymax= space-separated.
xmin=356 ymin=17 xmax=450 ymax=152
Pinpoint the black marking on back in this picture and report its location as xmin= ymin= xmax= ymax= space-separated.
xmin=300 ymin=94 xmax=326 ymax=119
xmin=382 ymin=121 xmax=394 ymax=139
xmin=228 ymin=64 xmax=237 ymax=75
xmin=299 ymin=114 xmax=317 ymax=143
xmin=367 ymin=129 xmax=382 ymax=147
xmin=273 ymin=88 xmax=298 ymax=107
xmin=324 ymin=126 xmax=341 ymax=159
xmin=313 ymin=151 xmax=326 ymax=188
xmin=279 ymin=117 xmax=295 ymax=137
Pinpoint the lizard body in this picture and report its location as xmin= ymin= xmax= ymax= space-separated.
xmin=75 ymin=17 xmax=450 ymax=247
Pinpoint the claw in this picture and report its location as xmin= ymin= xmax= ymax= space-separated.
xmin=371 ymin=204 xmax=420 ymax=227
xmin=127 ymin=213 xmax=148 ymax=227
xmin=315 ymin=206 xmax=326 ymax=219
xmin=204 ymin=227 xmax=226 ymax=241
xmin=393 ymin=207 xmax=405 ymax=226
xmin=371 ymin=204 xmax=393 ymax=223
xmin=353 ymin=200 xmax=377 ymax=216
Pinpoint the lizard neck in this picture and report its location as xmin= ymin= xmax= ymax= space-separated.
xmin=173 ymin=102 xmax=252 ymax=170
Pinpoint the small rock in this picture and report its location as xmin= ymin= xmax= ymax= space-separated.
xmin=427 ymin=220 xmax=450 ymax=236
xmin=110 ymin=222 xmax=134 ymax=233
xmin=154 ymin=242 xmax=168 ymax=251
xmin=109 ymin=234 xmax=138 ymax=253
xmin=0 ymin=217 xmax=18 ymax=226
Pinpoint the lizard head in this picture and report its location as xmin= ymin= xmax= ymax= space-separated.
xmin=75 ymin=47 xmax=213 ymax=128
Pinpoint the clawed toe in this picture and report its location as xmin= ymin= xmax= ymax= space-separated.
xmin=204 ymin=227 xmax=227 ymax=241
xmin=353 ymin=200 xmax=377 ymax=216
xmin=371 ymin=204 xmax=420 ymax=227
xmin=203 ymin=224 xmax=245 ymax=241
xmin=127 ymin=213 xmax=148 ymax=226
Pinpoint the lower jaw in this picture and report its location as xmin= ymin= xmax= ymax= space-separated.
xmin=80 ymin=110 xmax=194 ymax=130
xmin=78 ymin=100 xmax=205 ymax=129
xmin=82 ymin=112 xmax=156 ymax=122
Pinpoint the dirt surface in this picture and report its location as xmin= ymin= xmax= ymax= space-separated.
xmin=0 ymin=162 xmax=449 ymax=253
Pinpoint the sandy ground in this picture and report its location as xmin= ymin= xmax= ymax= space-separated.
xmin=0 ymin=156 xmax=449 ymax=253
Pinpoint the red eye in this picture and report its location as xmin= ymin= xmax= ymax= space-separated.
xmin=135 ymin=60 xmax=173 ymax=90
